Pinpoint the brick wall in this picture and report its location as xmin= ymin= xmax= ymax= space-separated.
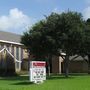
xmin=69 ymin=61 xmax=88 ymax=73
xmin=52 ymin=56 xmax=59 ymax=73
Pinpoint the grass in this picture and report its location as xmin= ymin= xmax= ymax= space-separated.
xmin=0 ymin=74 xmax=90 ymax=90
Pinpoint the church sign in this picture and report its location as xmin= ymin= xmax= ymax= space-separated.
xmin=29 ymin=61 xmax=46 ymax=84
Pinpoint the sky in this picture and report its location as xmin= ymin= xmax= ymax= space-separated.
xmin=0 ymin=0 xmax=90 ymax=34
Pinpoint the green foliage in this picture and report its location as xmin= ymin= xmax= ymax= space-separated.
xmin=56 ymin=12 xmax=85 ymax=55
xmin=85 ymin=18 xmax=90 ymax=54
xmin=21 ymin=11 xmax=85 ymax=56
xmin=21 ymin=20 xmax=57 ymax=58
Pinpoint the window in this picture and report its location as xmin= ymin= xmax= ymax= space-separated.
xmin=16 ymin=62 xmax=19 ymax=69
xmin=11 ymin=46 xmax=14 ymax=56
xmin=16 ymin=47 xmax=19 ymax=60
xmin=21 ymin=48 xmax=23 ymax=60
xmin=1 ymin=44 xmax=4 ymax=48
xmin=6 ymin=45 xmax=9 ymax=51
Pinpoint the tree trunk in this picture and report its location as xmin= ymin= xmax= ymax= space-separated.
xmin=88 ymin=54 xmax=90 ymax=74
xmin=47 ymin=54 xmax=52 ymax=76
xmin=64 ymin=55 xmax=69 ymax=78
xmin=47 ymin=62 xmax=50 ymax=76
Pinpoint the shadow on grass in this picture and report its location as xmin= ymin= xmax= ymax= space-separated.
xmin=47 ymin=75 xmax=75 ymax=80
xmin=0 ymin=73 xmax=89 ymax=82
xmin=0 ymin=75 xmax=76 ymax=81
xmin=0 ymin=76 xmax=29 ymax=81
xmin=47 ymin=73 xmax=89 ymax=80
xmin=69 ymin=73 xmax=88 ymax=76
xmin=11 ymin=81 xmax=34 ymax=85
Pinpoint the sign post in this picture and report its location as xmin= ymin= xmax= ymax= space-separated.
xmin=29 ymin=61 xmax=46 ymax=84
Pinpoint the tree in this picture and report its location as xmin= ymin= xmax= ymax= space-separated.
xmin=45 ymin=11 xmax=85 ymax=77
xmin=84 ymin=18 xmax=90 ymax=73
xmin=21 ymin=11 xmax=85 ymax=77
xmin=60 ymin=12 xmax=85 ymax=77
xmin=21 ymin=20 xmax=57 ymax=75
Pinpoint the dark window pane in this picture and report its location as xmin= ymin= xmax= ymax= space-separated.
xmin=16 ymin=47 xmax=19 ymax=60
xmin=11 ymin=46 xmax=14 ymax=56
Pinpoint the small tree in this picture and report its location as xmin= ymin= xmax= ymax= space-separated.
xmin=21 ymin=20 xmax=57 ymax=75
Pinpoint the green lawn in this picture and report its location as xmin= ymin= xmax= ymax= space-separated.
xmin=0 ymin=75 xmax=90 ymax=90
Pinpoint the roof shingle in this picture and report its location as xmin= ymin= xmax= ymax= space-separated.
xmin=0 ymin=30 xmax=21 ymax=44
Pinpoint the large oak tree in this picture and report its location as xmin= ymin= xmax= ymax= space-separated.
xmin=21 ymin=11 xmax=85 ymax=77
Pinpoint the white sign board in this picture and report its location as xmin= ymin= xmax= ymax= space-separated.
xmin=30 ymin=61 xmax=46 ymax=83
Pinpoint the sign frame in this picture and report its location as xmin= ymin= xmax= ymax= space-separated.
xmin=29 ymin=61 xmax=46 ymax=84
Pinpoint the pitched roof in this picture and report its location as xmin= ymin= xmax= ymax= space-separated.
xmin=69 ymin=55 xmax=88 ymax=61
xmin=0 ymin=30 xmax=22 ymax=45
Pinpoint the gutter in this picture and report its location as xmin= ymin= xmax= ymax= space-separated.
xmin=0 ymin=40 xmax=23 ymax=46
